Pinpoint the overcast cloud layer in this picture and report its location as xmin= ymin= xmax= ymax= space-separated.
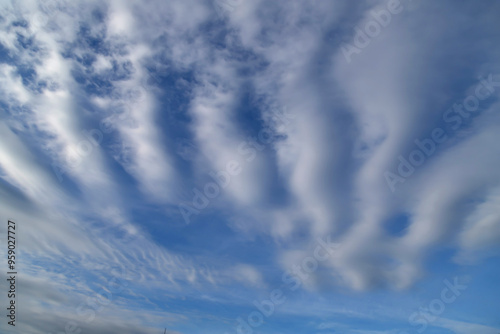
xmin=1 ymin=0 xmax=500 ymax=333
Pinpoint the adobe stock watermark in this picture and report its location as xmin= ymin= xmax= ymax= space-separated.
xmin=385 ymin=74 xmax=500 ymax=192
xmin=50 ymin=106 xmax=135 ymax=183
xmin=51 ymin=122 xmax=112 ymax=183
xmin=177 ymin=106 xmax=295 ymax=224
xmin=50 ymin=84 xmax=146 ymax=183
xmin=28 ymin=0 xmax=61 ymax=35
xmin=47 ymin=264 xmax=141 ymax=334
xmin=399 ymin=276 xmax=468 ymax=334
xmin=227 ymin=235 xmax=339 ymax=334
xmin=341 ymin=0 xmax=409 ymax=63
xmin=214 ymin=0 xmax=243 ymax=18
xmin=0 ymin=2 xmax=57 ymax=36
xmin=50 ymin=59 xmax=175 ymax=183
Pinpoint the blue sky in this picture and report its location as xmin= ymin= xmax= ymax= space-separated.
xmin=0 ymin=0 xmax=500 ymax=333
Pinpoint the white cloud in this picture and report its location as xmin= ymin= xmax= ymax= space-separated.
xmin=1 ymin=0 xmax=500 ymax=332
